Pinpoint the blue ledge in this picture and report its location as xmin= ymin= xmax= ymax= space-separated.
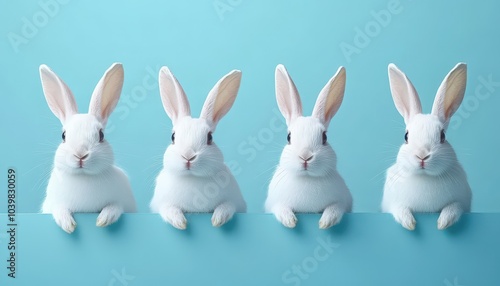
xmin=0 ymin=213 xmax=499 ymax=286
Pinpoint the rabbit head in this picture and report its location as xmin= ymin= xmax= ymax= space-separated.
xmin=39 ymin=63 xmax=124 ymax=175
xmin=388 ymin=63 xmax=467 ymax=176
xmin=158 ymin=67 xmax=242 ymax=177
xmin=275 ymin=64 xmax=346 ymax=177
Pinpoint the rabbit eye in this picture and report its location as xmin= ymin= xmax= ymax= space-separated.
xmin=99 ymin=129 xmax=104 ymax=142
xmin=322 ymin=131 xmax=327 ymax=145
xmin=207 ymin=132 xmax=213 ymax=145
xmin=404 ymin=131 xmax=408 ymax=144
xmin=62 ymin=131 xmax=66 ymax=142
xmin=171 ymin=132 xmax=175 ymax=144
xmin=287 ymin=132 xmax=291 ymax=144
xmin=440 ymin=130 xmax=446 ymax=143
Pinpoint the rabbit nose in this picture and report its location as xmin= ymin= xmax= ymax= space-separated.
xmin=182 ymin=153 xmax=197 ymax=162
xmin=415 ymin=154 xmax=430 ymax=161
xmin=182 ymin=149 xmax=196 ymax=161
xmin=299 ymin=149 xmax=314 ymax=161
xmin=74 ymin=153 xmax=89 ymax=168
xmin=182 ymin=153 xmax=197 ymax=170
xmin=74 ymin=153 xmax=89 ymax=160
xmin=299 ymin=154 xmax=314 ymax=162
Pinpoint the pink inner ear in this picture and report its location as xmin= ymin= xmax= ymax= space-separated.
xmin=275 ymin=66 xmax=302 ymax=124
xmin=40 ymin=65 xmax=78 ymax=124
xmin=89 ymin=64 xmax=124 ymax=125
xmin=388 ymin=65 xmax=422 ymax=123
xmin=200 ymin=70 xmax=241 ymax=128
xmin=431 ymin=63 xmax=467 ymax=123
xmin=159 ymin=67 xmax=191 ymax=124
xmin=100 ymin=104 xmax=112 ymax=122
xmin=209 ymin=83 xmax=237 ymax=124
xmin=322 ymin=84 xmax=344 ymax=123
xmin=312 ymin=67 xmax=346 ymax=127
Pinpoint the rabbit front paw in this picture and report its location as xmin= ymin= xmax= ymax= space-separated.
xmin=393 ymin=208 xmax=416 ymax=231
xmin=53 ymin=208 xmax=76 ymax=234
xmin=274 ymin=206 xmax=297 ymax=228
xmin=319 ymin=205 xmax=344 ymax=229
xmin=160 ymin=206 xmax=187 ymax=230
xmin=437 ymin=202 xmax=463 ymax=230
xmin=212 ymin=203 xmax=236 ymax=227
xmin=96 ymin=204 xmax=123 ymax=227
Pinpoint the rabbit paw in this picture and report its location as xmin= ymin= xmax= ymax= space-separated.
xmin=274 ymin=206 xmax=297 ymax=228
xmin=53 ymin=209 xmax=76 ymax=234
xmin=160 ymin=206 xmax=187 ymax=230
xmin=212 ymin=203 xmax=236 ymax=227
xmin=319 ymin=205 xmax=344 ymax=229
xmin=393 ymin=208 xmax=416 ymax=231
xmin=437 ymin=203 xmax=463 ymax=230
xmin=96 ymin=205 xmax=123 ymax=227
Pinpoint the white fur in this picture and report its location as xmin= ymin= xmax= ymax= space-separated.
xmin=150 ymin=67 xmax=246 ymax=229
xmin=39 ymin=63 xmax=136 ymax=233
xmin=382 ymin=63 xmax=472 ymax=230
xmin=265 ymin=64 xmax=352 ymax=229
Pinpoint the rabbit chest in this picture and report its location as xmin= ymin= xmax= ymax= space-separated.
xmin=43 ymin=167 xmax=134 ymax=213
xmin=383 ymin=165 xmax=471 ymax=212
xmin=267 ymin=170 xmax=351 ymax=213
xmin=152 ymin=170 xmax=244 ymax=212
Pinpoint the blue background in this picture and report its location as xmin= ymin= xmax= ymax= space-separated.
xmin=1 ymin=1 xmax=500 ymax=285
xmin=1 ymin=0 xmax=499 ymax=214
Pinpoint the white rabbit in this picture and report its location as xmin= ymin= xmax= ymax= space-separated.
xmin=265 ymin=64 xmax=353 ymax=229
xmin=150 ymin=67 xmax=247 ymax=230
xmin=40 ymin=63 xmax=137 ymax=234
xmin=382 ymin=63 xmax=472 ymax=230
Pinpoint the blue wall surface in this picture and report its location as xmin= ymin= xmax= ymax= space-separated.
xmin=1 ymin=0 xmax=499 ymax=214
xmin=0 ymin=213 xmax=499 ymax=285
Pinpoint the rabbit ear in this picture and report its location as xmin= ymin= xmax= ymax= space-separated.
xmin=200 ymin=70 xmax=242 ymax=130
xmin=159 ymin=66 xmax=191 ymax=125
xmin=39 ymin=65 xmax=78 ymax=124
xmin=312 ymin=66 xmax=346 ymax=128
xmin=431 ymin=63 xmax=467 ymax=127
xmin=388 ymin=64 xmax=422 ymax=124
xmin=275 ymin=64 xmax=302 ymax=125
xmin=88 ymin=63 xmax=124 ymax=127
